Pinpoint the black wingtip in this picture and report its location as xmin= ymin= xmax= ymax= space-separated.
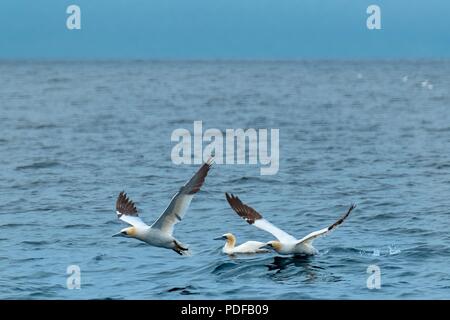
xmin=116 ymin=191 xmax=138 ymax=216
xmin=349 ymin=203 xmax=357 ymax=213
xmin=224 ymin=193 xmax=261 ymax=225
xmin=327 ymin=203 xmax=356 ymax=231
xmin=225 ymin=192 xmax=239 ymax=205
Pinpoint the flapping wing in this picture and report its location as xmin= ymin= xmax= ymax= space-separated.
xmin=151 ymin=158 xmax=214 ymax=235
xmin=296 ymin=204 xmax=356 ymax=245
xmin=115 ymin=192 xmax=149 ymax=228
xmin=225 ymin=193 xmax=297 ymax=243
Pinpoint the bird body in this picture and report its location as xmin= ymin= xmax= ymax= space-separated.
xmin=144 ymin=227 xmax=185 ymax=249
xmin=113 ymin=158 xmax=214 ymax=255
xmin=231 ymin=241 xmax=267 ymax=254
xmin=225 ymin=193 xmax=355 ymax=256
xmin=266 ymin=240 xmax=318 ymax=256
xmin=215 ymin=233 xmax=268 ymax=254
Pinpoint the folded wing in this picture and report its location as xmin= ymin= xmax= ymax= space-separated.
xmin=296 ymin=204 xmax=356 ymax=245
xmin=225 ymin=193 xmax=297 ymax=243
xmin=116 ymin=192 xmax=149 ymax=228
xmin=234 ymin=241 xmax=267 ymax=253
xmin=151 ymin=158 xmax=214 ymax=235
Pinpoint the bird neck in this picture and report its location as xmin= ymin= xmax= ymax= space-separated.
xmin=132 ymin=226 xmax=148 ymax=240
xmin=272 ymin=242 xmax=283 ymax=253
xmin=224 ymin=235 xmax=236 ymax=249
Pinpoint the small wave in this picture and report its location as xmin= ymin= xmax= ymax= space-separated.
xmin=29 ymin=271 xmax=59 ymax=278
xmin=402 ymin=244 xmax=449 ymax=258
xmin=385 ymin=226 xmax=432 ymax=236
xmin=15 ymin=123 xmax=59 ymax=130
xmin=425 ymin=127 xmax=450 ymax=133
xmin=0 ymin=223 xmax=28 ymax=228
xmin=274 ymin=292 xmax=313 ymax=299
xmin=434 ymin=163 xmax=450 ymax=170
xmin=373 ymin=249 xmax=381 ymax=257
xmin=90 ymin=266 xmax=127 ymax=273
xmin=92 ymin=254 xmax=107 ymax=261
xmin=358 ymin=246 xmax=402 ymax=257
xmin=26 ymin=286 xmax=63 ymax=299
xmin=212 ymin=261 xmax=239 ymax=274
xmin=326 ymin=247 xmax=363 ymax=255
xmin=14 ymin=257 xmax=45 ymax=262
xmin=389 ymin=246 xmax=403 ymax=256
xmin=63 ymin=223 xmax=92 ymax=229
xmin=47 ymin=77 xmax=71 ymax=83
xmin=389 ymin=97 xmax=409 ymax=103
xmin=140 ymin=174 xmax=165 ymax=180
xmin=105 ymin=220 xmax=120 ymax=225
xmin=21 ymin=240 xmax=54 ymax=245
xmin=95 ymin=85 xmax=112 ymax=92
xmin=365 ymin=212 xmax=397 ymax=221
xmin=15 ymin=161 xmax=61 ymax=170
xmin=36 ymin=124 xmax=59 ymax=129
xmin=227 ymin=176 xmax=279 ymax=184
xmin=167 ymin=285 xmax=198 ymax=295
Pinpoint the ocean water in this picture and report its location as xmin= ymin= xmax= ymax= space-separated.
xmin=0 ymin=60 xmax=450 ymax=299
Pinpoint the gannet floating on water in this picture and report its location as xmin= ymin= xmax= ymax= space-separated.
xmin=214 ymin=233 xmax=269 ymax=255
xmin=225 ymin=193 xmax=355 ymax=256
xmin=113 ymin=158 xmax=214 ymax=255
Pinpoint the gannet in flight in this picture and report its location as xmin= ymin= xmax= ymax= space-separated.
xmin=214 ymin=233 xmax=269 ymax=255
xmin=225 ymin=193 xmax=355 ymax=256
xmin=113 ymin=158 xmax=214 ymax=255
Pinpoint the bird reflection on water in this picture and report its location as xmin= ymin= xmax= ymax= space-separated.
xmin=267 ymin=255 xmax=326 ymax=283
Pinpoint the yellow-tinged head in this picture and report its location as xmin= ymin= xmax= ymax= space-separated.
xmin=113 ymin=227 xmax=136 ymax=238
xmin=214 ymin=233 xmax=236 ymax=247
xmin=265 ymin=240 xmax=282 ymax=252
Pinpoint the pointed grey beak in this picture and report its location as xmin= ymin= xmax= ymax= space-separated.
xmin=260 ymin=244 xmax=272 ymax=250
xmin=214 ymin=236 xmax=225 ymax=240
xmin=112 ymin=232 xmax=123 ymax=237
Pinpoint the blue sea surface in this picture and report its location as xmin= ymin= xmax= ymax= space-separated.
xmin=0 ymin=61 xmax=449 ymax=299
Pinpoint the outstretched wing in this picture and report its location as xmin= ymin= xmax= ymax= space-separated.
xmin=225 ymin=193 xmax=297 ymax=243
xmin=115 ymin=192 xmax=149 ymax=228
xmin=151 ymin=158 xmax=214 ymax=235
xmin=296 ymin=204 xmax=356 ymax=245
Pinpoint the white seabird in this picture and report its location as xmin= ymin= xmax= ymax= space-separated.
xmin=214 ymin=233 xmax=269 ymax=255
xmin=113 ymin=158 xmax=214 ymax=255
xmin=225 ymin=193 xmax=355 ymax=256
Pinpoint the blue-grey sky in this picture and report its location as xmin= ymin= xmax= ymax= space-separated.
xmin=0 ymin=0 xmax=449 ymax=59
